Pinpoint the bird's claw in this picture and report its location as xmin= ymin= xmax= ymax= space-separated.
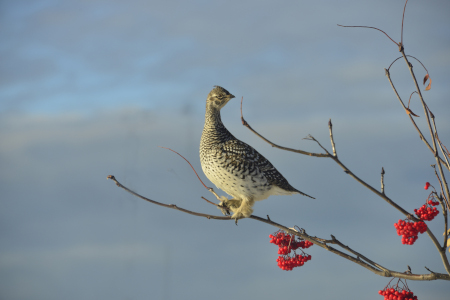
xmin=217 ymin=197 xmax=231 ymax=216
xmin=218 ymin=204 xmax=230 ymax=216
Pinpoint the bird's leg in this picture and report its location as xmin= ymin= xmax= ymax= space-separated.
xmin=217 ymin=196 xmax=231 ymax=216
xmin=217 ymin=197 xmax=241 ymax=216
xmin=229 ymin=198 xmax=254 ymax=224
xmin=223 ymin=199 xmax=242 ymax=209
xmin=217 ymin=197 xmax=255 ymax=225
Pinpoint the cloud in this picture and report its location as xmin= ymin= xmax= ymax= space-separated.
xmin=1 ymin=0 xmax=449 ymax=114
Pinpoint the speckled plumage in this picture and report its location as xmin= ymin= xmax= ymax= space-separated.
xmin=200 ymin=86 xmax=314 ymax=220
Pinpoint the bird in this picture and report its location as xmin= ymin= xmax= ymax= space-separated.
xmin=200 ymin=86 xmax=314 ymax=222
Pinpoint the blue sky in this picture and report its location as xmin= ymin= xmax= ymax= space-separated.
xmin=1 ymin=0 xmax=450 ymax=299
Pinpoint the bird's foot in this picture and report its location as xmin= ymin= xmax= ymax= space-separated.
xmin=217 ymin=197 xmax=242 ymax=216
xmin=231 ymin=211 xmax=246 ymax=225
xmin=217 ymin=196 xmax=231 ymax=216
xmin=229 ymin=200 xmax=253 ymax=225
xmin=217 ymin=203 xmax=230 ymax=216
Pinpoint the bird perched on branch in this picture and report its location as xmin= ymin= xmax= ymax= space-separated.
xmin=200 ymin=86 xmax=314 ymax=222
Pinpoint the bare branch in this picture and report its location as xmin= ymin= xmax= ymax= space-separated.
xmin=242 ymin=109 xmax=450 ymax=274
xmin=381 ymin=167 xmax=385 ymax=194
xmin=399 ymin=49 xmax=450 ymax=218
xmin=340 ymin=10 xmax=450 ymax=274
xmin=107 ymin=175 xmax=450 ymax=281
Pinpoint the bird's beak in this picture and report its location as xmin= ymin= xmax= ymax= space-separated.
xmin=229 ymin=94 xmax=235 ymax=99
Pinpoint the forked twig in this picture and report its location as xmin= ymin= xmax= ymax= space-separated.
xmin=399 ymin=47 xmax=450 ymax=213
xmin=384 ymin=69 xmax=449 ymax=171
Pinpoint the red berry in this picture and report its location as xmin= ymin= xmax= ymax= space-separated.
xmin=270 ymin=230 xmax=313 ymax=271
xmin=424 ymin=182 xmax=430 ymax=190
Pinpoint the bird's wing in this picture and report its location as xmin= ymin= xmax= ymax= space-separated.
xmin=214 ymin=139 xmax=298 ymax=192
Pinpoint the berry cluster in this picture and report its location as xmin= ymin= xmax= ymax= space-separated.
xmin=414 ymin=189 xmax=440 ymax=221
xmin=394 ymin=219 xmax=427 ymax=245
xmin=276 ymin=254 xmax=311 ymax=271
xmin=379 ymin=278 xmax=418 ymax=300
xmin=378 ymin=288 xmax=418 ymax=300
xmin=394 ymin=182 xmax=442 ymax=245
xmin=269 ymin=230 xmax=313 ymax=271
xmin=414 ymin=203 xmax=439 ymax=221
xmin=270 ymin=231 xmax=313 ymax=254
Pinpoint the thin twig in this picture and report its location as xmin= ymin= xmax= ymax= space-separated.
xmin=159 ymin=146 xmax=225 ymax=202
xmin=432 ymin=166 xmax=449 ymax=248
xmin=328 ymin=119 xmax=337 ymax=157
xmin=201 ymin=196 xmax=218 ymax=206
xmin=240 ymin=97 xmax=329 ymax=157
xmin=381 ymin=167 xmax=385 ymax=194
xmin=388 ymin=57 xmax=402 ymax=71
xmin=304 ymin=135 xmax=331 ymax=156
xmin=159 ymin=146 xmax=208 ymax=190
xmin=401 ymin=0 xmax=409 ymax=47
xmin=431 ymin=117 xmax=450 ymax=172
xmin=337 ymin=24 xmax=398 ymax=46
xmin=202 ymin=196 xmax=231 ymax=216
xmin=407 ymin=91 xmax=418 ymax=110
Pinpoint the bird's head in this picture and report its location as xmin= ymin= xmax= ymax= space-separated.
xmin=206 ymin=86 xmax=235 ymax=110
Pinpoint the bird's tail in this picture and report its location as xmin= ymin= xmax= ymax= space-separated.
xmin=297 ymin=190 xmax=315 ymax=199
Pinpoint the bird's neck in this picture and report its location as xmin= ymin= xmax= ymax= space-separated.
xmin=202 ymin=105 xmax=234 ymax=142
xmin=204 ymin=105 xmax=222 ymax=127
